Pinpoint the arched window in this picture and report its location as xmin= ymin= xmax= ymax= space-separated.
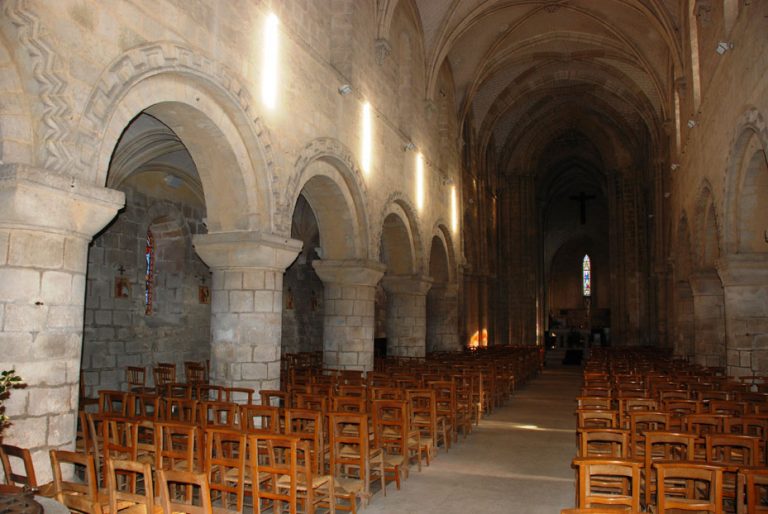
xmin=145 ymin=228 xmax=154 ymax=315
xmin=582 ymin=254 xmax=591 ymax=297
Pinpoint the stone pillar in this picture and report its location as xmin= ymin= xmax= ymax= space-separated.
xmin=689 ymin=270 xmax=726 ymax=368
xmin=0 ymin=164 xmax=124 ymax=481
xmin=382 ymin=275 xmax=432 ymax=358
xmin=313 ymin=260 xmax=385 ymax=371
xmin=717 ymin=255 xmax=768 ymax=376
xmin=427 ymin=283 xmax=459 ymax=352
xmin=193 ymin=231 xmax=301 ymax=391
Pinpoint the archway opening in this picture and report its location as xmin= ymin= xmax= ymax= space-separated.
xmin=82 ymin=112 xmax=211 ymax=394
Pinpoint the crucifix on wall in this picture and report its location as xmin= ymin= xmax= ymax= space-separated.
xmin=569 ymin=191 xmax=596 ymax=224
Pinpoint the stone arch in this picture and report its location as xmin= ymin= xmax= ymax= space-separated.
xmin=724 ymin=108 xmax=768 ymax=254
xmin=377 ymin=195 xmax=423 ymax=274
xmin=0 ymin=31 xmax=34 ymax=165
xmin=76 ymin=42 xmax=276 ymax=233
xmin=286 ymin=138 xmax=371 ymax=260
xmin=428 ymin=222 xmax=457 ymax=284
xmin=694 ymin=181 xmax=721 ymax=269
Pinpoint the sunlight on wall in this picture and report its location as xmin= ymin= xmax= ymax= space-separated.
xmin=468 ymin=328 xmax=488 ymax=348
xmin=261 ymin=13 xmax=279 ymax=110
xmin=416 ymin=153 xmax=424 ymax=211
xmin=451 ymin=184 xmax=458 ymax=234
xmin=361 ymin=101 xmax=373 ymax=175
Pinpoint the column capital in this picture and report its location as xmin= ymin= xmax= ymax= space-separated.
xmin=313 ymin=259 xmax=385 ymax=286
xmin=193 ymin=230 xmax=302 ymax=270
xmin=381 ymin=274 xmax=433 ymax=295
xmin=717 ymin=254 xmax=768 ymax=286
xmin=0 ymin=163 xmax=124 ymax=238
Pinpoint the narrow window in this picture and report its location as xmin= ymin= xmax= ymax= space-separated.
xmin=145 ymin=228 xmax=154 ymax=315
xmin=582 ymin=255 xmax=591 ymax=297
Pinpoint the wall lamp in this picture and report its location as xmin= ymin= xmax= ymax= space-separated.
xmin=716 ymin=41 xmax=733 ymax=55
xmin=338 ymin=84 xmax=353 ymax=96
xmin=687 ymin=119 xmax=697 ymax=129
xmin=403 ymin=141 xmax=416 ymax=151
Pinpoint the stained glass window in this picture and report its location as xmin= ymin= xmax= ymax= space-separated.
xmin=582 ymin=254 xmax=591 ymax=297
xmin=145 ymin=228 xmax=154 ymax=315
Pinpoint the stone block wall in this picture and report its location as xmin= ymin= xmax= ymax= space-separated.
xmin=82 ymin=186 xmax=210 ymax=394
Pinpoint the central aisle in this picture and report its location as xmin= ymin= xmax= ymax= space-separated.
xmin=363 ymin=363 xmax=582 ymax=514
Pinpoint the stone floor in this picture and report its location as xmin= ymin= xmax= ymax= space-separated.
xmin=362 ymin=361 xmax=582 ymax=514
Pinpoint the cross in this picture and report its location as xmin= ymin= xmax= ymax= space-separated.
xmin=569 ymin=192 xmax=596 ymax=224
xmin=117 ymin=265 xmax=126 ymax=276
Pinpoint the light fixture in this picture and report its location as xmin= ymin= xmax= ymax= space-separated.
xmin=403 ymin=141 xmax=415 ymax=151
xmin=670 ymin=163 xmax=680 ymax=171
xmin=664 ymin=192 xmax=671 ymax=198
xmin=338 ymin=84 xmax=352 ymax=95
xmin=716 ymin=41 xmax=733 ymax=55
xmin=687 ymin=119 xmax=697 ymax=129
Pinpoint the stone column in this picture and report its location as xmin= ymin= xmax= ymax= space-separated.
xmin=313 ymin=260 xmax=385 ymax=371
xmin=381 ymin=275 xmax=432 ymax=358
xmin=717 ymin=255 xmax=768 ymax=376
xmin=427 ymin=283 xmax=460 ymax=352
xmin=193 ymin=231 xmax=301 ymax=391
xmin=0 ymin=164 xmax=124 ymax=481
xmin=689 ymin=270 xmax=726 ymax=367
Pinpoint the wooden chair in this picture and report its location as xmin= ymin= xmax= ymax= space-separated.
xmin=576 ymin=396 xmax=613 ymax=410
xmin=184 ymin=361 xmax=207 ymax=385
xmin=164 ymin=383 xmax=192 ymax=400
xmin=653 ymin=460 xmax=723 ymax=513
xmin=102 ymin=417 xmax=140 ymax=470
xmin=197 ymin=401 xmax=239 ymax=429
xmin=577 ymin=428 xmax=630 ymax=458
xmin=408 ymin=389 xmax=448 ymax=455
xmin=249 ymin=433 xmax=335 ymax=514
xmin=0 ymin=443 xmax=56 ymax=497
xmin=242 ymin=405 xmax=280 ymax=434
xmin=248 ymin=433 xmax=299 ymax=514
xmin=429 ymin=380 xmax=458 ymax=447
xmin=195 ymin=384 xmax=226 ymax=402
xmin=163 ymin=397 xmax=198 ymax=424
xmin=153 ymin=365 xmax=175 ymax=390
xmin=576 ymin=409 xmax=618 ymax=429
xmin=260 ymin=389 xmax=290 ymax=409
xmin=628 ymin=411 xmax=670 ymax=457
xmin=126 ymin=366 xmax=149 ymax=392
xmin=99 ymin=390 xmax=128 ymax=415
xmin=204 ymin=428 xmax=246 ymax=513
xmin=572 ymin=457 xmax=642 ymax=511
xmin=284 ymin=408 xmax=324 ymax=476
xmin=105 ymin=458 xmax=162 ymax=514
xmin=157 ymin=468 xmax=222 ymax=514
xmin=705 ymin=433 xmax=761 ymax=506
xmin=643 ymin=431 xmax=698 ymax=508
xmin=224 ymin=386 xmax=255 ymax=404
xmin=154 ymin=422 xmax=201 ymax=472
xmin=372 ymin=399 xmax=411 ymax=490
xmin=50 ymin=449 xmax=107 ymax=514
xmin=129 ymin=393 xmax=162 ymax=421
xmin=737 ymin=466 xmax=768 ymax=514
xmin=328 ymin=412 xmax=385 ymax=511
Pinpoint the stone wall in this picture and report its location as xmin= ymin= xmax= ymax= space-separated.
xmin=82 ymin=186 xmax=210 ymax=394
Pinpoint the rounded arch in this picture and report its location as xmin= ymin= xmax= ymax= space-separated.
xmin=428 ymin=222 xmax=457 ymax=284
xmin=694 ymin=181 xmax=721 ymax=269
xmin=287 ymin=138 xmax=371 ymax=260
xmin=724 ymin=108 xmax=768 ymax=255
xmin=76 ymin=42 xmax=275 ymax=233
xmin=377 ymin=196 xmax=423 ymax=275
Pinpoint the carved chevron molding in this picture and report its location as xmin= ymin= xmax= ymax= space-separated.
xmin=4 ymin=0 xmax=72 ymax=172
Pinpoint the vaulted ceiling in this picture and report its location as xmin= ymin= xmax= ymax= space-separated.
xmin=396 ymin=0 xmax=682 ymax=183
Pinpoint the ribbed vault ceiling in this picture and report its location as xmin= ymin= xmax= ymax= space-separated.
xmin=405 ymin=0 xmax=681 ymax=184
